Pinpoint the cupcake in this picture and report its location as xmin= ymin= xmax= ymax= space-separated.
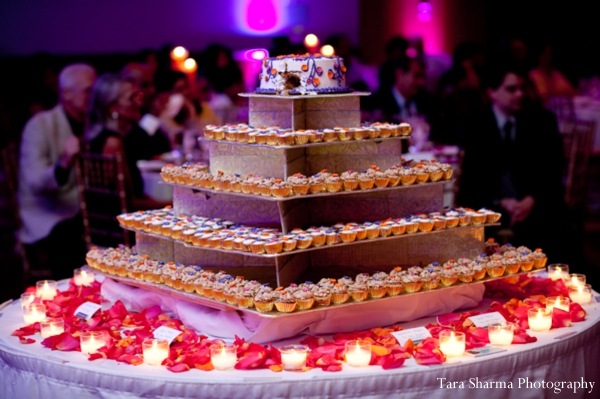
xmin=368 ymin=278 xmax=388 ymax=298
xmin=223 ymin=283 xmax=240 ymax=305
xmin=270 ymin=180 xmax=292 ymax=198
xmin=325 ymin=174 xmax=343 ymax=193
xmin=313 ymin=286 xmax=332 ymax=306
xmin=331 ymin=283 xmax=351 ymax=304
xmin=322 ymin=128 xmax=338 ymax=142
xmin=349 ymin=283 xmax=369 ymax=302
xmin=486 ymin=260 xmax=506 ymax=277
xmin=457 ymin=266 xmax=475 ymax=283
xmin=282 ymin=236 xmax=297 ymax=252
xmin=519 ymin=252 xmax=534 ymax=272
xmin=421 ymin=270 xmax=440 ymax=290
xmin=311 ymin=231 xmax=326 ymax=247
xmin=275 ymin=291 xmax=297 ymax=313
xmin=235 ymin=287 xmax=255 ymax=309
xmin=386 ymin=275 xmax=404 ymax=296
xmin=340 ymin=227 xmax=357 ymax=243
xmin=341 ymin=170 xmax=360 ymax=191
xmin=402 ymin=273 xmax=423 ymax=292
xmin=418 ymin=218 xmax=434 ymax=233
xmin=358 ymin=172 xmax=375 ymax=190
xmin=365 ymin=224 xmax=381 ymax=239
xmin=254 ymin=290 xmax=274 ymax=313
xmin=471 ymin=261 xmax=487 ymax=280
xmin=385 ymin=169 xmax=401 ymax=187
xmin=265 ymin=240 xmax=283 ymax=254
xmin=288 ymin=174 xmax=310 ymax=196
xmin=503 ymin=255 xmax=521 ymax=275
xmin=308 ymin=173 xmax=326 ymax=194
xmin=532 ymin=249 xmax=547 ymax=268
xmin=293 ymin=288 xmax=315 ymax=310
xmin=439 ymin=267 xmax=459 ymax=286
xmin=399 ymin=167 xmax=417 ymax=186
xmin=296 ymin=235 xmax=313 ymax=249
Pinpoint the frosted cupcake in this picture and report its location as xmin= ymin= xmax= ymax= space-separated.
xmin=311 ymin=231 xmax=326 ymax=247
xmin=288 ymin=173 xmax=310 ymax=196
xmin=486 ymin=260 xmax=506 ymax=277
xmin=439 ymin=267 xmax=459 ymax=286
xmin=223 ymin=283 xmax=240 ymax=305
xmin=325 ymin=174 xmax=343 ymax=193
xmin=275 ymin=291 xmax=297 ymax=313
xmin=402 ymin=273 xmax=423 ymax=293
xmin=254 ymin=290 xmax=274 ymax=313
xmin=308 ymin=173 xmax=326 ymax=194
xmin=235 ymin=286 xmax=255 ymax=308
xmin=338 ymin=276 xmax=355 ymax=286
xmin=457 ymin=265 xmax=475 ymax=283
xmin=421 ymin=270 xmax=440 ymax=290
xmin=331 ymin=283 xmax=350 ymax=304
xmin=313 ymin=286 xmax=332 ymax=307
xmin=349 ymin=283 xmax=369 ymax=302
xmin=532 ymin=249 xmax=547 ymax=268
xmin=368 ymin=278 xmax=388 ymax=298
xmin=503 ymin=255 xmax=521 ymax=275
xmin=293 ymin=288 xmax=315 ymax=310
xmin=386 ymin=275 xmax=404 ymax=296
xmin=471 ymin=261 xmax=487 ymax=280
xmin=518 ymin=252 xmax=534 ymax=272
xmin=341 ymin=170 xmax=360 ymax=191
xmin=358 ymin=172 xmax=375 ymax=190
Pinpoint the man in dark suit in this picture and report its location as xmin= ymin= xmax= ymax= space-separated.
xmin=375 ymin=57 xmax=431 ymax=123
xmin=458 ymin=64 xmax=568 ymax=261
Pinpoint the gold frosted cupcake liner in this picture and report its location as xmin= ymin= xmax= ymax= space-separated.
xmin=486 ymin=266 xmax=506 ymax=277
xmin=182 ymin=282 xmax=196 ymax=293
xmin=326 ymin=182 xmax=343 ymax=193
xmin=295 ymin=134 xmax=310 ymax=145
xmin=355 ymin=230 xmax=367 ymax=240
xmin=422 ymin=280 xmax=440 ymax=290
xmin=255 ymin=301 xmax=274 ymax=313
xmin=271 ymin=187 xmax=292 ymax=198
xmin=309 ymin=183 xmax=325 ymax=194
xmin=533 ymin=257 xmax=547 ymax=268
xmin=429 ymin=171 xmax=444 ymax=182
xmin=343 ymin=180 xmax=359 ymax=191
xmin=340 ymin=232 xmax=357 ymax=243
xmin=312 ymin=236 xmax=326 ymax=247
xmin=504 ymin=264 xmax=521 ymax=275
xmin=439 ymin=276 xmax=458 ymax=286
xmin=292 ymin=184 xmax=310 ymax=196
xmin=358 ymin=180 xmax=375 ymax=190
xmin=374 ymin=178 xmax=390 ymax=188
xmin=315 ymin=296 xmax=332 ymax=307
xmin=400 ymin=175 xmax=417 ymax=186
xmin=236 ymin=296 xmax=254 ymax=309
xmin=224 ymin=293 xmax=237 ymax=305
xmin=213 ymin=290 xmax=225 ymax=302
xmin=275 ymin=301 xmax=296 ymax=313
xmin=458 ymin=274 xmax=474 ymax=283
xmin=369 ymin=287 xmax=388 ymax=298
xmin=403 ymin=282 xmax=423 ymax=292
xmin=265 ymin=243 xmax=283 ymax=254
xmin=416 ymin=173 xmax=430 ymax=184
xmin=388 ymin=177 xmax=401 ymax=187
xmin=350 ymin=290 xmax=369 ymax=302
xmin=331 ymin=293 xmax=350 ymax=304
xmin=386 ymin=285 xmax=404 ymax=296
xmin=473 ymin=270 xmax=487 ymax=280
xmin=520 ymin=261 xmax=534 ymax=272
xmin=202 ymin=287 xmax=214 ymax=298
xmin=418 ymin=221 xmax=434 ymax=232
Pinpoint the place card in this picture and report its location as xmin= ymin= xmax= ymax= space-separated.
xmin=465 ymin=346 xmax=507 ymax=357
xmin=467 ymin=312 xmax=507 ymax=328
xmin=554 ymin=331 xmax=577 ymax=340
xmin=74 ymin=302 xmax=102 ymax=320
xmin=152 ymin=326 xmax=183 ymax=345
xmin=391 ymin=327 xmax=432 ymax=346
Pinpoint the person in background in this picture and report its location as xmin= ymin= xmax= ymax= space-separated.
xmin=85 ymin=73 xmax=166 ymax=209
xmin=121 ymin=62 xmax=156 ymax=115
xmin=529 ymin=44 xmax=576 ymax=104
xmin=378 ymin=36 xmax=409 ymax=93
xmin=458 ymin=64 xmax=570 ymax=262
xmin=18 ymin=63 xmax=96 ymax=279
xmin=374 ymin=57 xmax=430 ymax=123
xmin=203 ymin=44 xmax=246 ymax=110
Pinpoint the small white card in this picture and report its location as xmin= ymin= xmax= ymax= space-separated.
xmin=467 ymin=312 xmax=506 ymax=328
xmin=74 ymin=302 xmax=102 ymax=320
xmin=391 ymin=327 xmax=432 ymax=346
xmin=465 ymin=346 xmax=507 ymax=357
xmin=153 ymin=326 xmax=183 ymax=345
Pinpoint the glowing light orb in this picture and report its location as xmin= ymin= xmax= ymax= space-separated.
xmin=304 ymin=34 xmax=319 ymax=47
xmin=320 ymin=45 xmax=334 ymax=56
xmin=183 ymin=58 xmax=197 ymax=72
xmin=171 ymin=46 xmax=188 ymax=60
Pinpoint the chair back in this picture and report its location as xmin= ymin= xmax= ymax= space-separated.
xmin=559 ymin=119 xmax=595 ymax=209
xmin=76 ymin=152 xmax=131 ymax=247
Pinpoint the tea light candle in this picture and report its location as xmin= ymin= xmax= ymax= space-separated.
xmin=439 ymin=330 xmax=466 ymax=357
xmin=569 ymin=284 xmax=593 ymax=305
xmin=345 ymin=340 xmax=372 ymax=367
xmin=40 ymin=318 xmax=65 ymax=338
xmin=22 ymin=303 xmax=46 ymax=324
xmin=142 ymin=338 xmax=169 ymax=366
xmin=36 ymin=280 xmax=58 ymax=301
xmin=546 ymin=296 xmax=570 ymax=312
xmin=74 ymin=269 xmax=95 ymax=286
xmin=547 ymin=264 xmax=569 ymax=281
xmin=80 ymin=331 xmax=106 ymax=356
xmin=210 ymin=344 xmax=237 ymax=370
xmin=488 ymin=322 xmax=514 ymax=346
xmin=279 ymin=345 xmax=308 ymax=371
xmin=528 ymin=308 xmax=552 ymax=332
xmin=20 ymin=293 xmax=36 ymax=309
xmin=568 ymin=274 xmax=586 ymax=288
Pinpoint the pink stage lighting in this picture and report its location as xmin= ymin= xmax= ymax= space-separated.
xmin=417 ymin=0 xmax=433 ymax=22
xmin=236 ymin=0 xmax=285 ymax=34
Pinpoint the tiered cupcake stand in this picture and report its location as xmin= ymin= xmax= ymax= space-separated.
xmin=99 ymin=92 xmax=533 ymax=335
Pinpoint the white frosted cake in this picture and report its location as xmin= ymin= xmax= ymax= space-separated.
xmin=257 ymin=54 xmax=350 ymax=94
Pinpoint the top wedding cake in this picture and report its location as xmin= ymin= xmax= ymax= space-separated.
xmin=256 ymin=54 xmax=350 ymax=94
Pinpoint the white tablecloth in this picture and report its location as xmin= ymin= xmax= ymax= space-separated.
xmin=1 ymin=290 xmax=599 ymax=399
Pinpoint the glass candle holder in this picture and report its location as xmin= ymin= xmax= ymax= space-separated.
xmin=22 ymin=303 xmax=46 ymax=324
xmin=20 ymin=293 xmax=37 ymax=309
xmin=547 ymin=264 xmax=569 ymax=281
xmin=488 ymin=322 xmax=514 ymax=346
xmin=210 ymin=343 xmax=237 ymax=370
xmin=36 ymin=280 xmax=58 ymax=301
xmin=279 ymin=345 xmax=308 ymax=371
xmin=569 ymin=284 xmax=593 ymax=305
xmin=80 ymin=331 xmax=106 ymax=356
xmin=74 ymin=268 xmax=95 ymax=286
xmin=439 ymin=330 xmax=466 ymax=357
xmin=546 ymin=296 xmax=570 ymax=312
xmin=344 ymin=340 xmax=372 ymax=367
xmin=142 ymin=338 xmax=169 ymax=366
xmin=528 ymin=308 xmax=552 ymax=332
xmin=568 ymin=274 xmax=586 ymax=288
xmin=40 ymin=318 xmax=65 ymax=338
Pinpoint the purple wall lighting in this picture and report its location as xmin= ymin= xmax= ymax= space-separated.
xmin=236 ymin=0 xmax=287 ymax=35
xmin=417 ymin=0 xmax=433 ymax=22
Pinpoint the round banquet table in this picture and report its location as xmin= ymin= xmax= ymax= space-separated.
xmin=1 ymin=287 xmax=599 ymax=399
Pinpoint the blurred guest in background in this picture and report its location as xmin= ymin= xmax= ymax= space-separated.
xmin=529 ymin=43 xmax=576 ymax=104
xmin=18 ymin=63 xmax=96 ymax=279
xmin=458 ymin=64 xmax=569 ymax=261
xmin=374 ymin=57 xmax=430 ymax=123
xmin=85 ymin=73 xmax=166 ymax=208
xmin=203 ymin=44 xmax=246 ymax=110
xmin=378 ymin=36 xmax=410 ymax=94
xmin=121 ymin=62 xmax=156 ymax=115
